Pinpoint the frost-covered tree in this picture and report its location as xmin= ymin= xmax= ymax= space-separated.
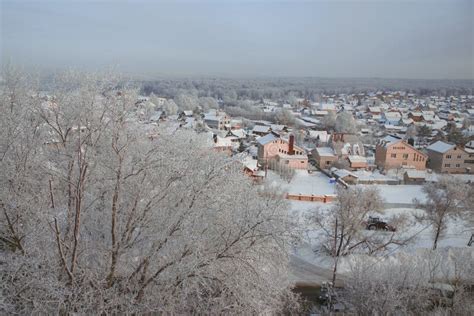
xmin=0 ymin=70 xmax=299 ymax=314
xmin=342 ymin=249 xmax=474 ymax=315
xmin=406 ymin=124 xmax=417 ymax=139
xmin=309 ymin=186 xmax=411 ymax=284
xmin=162 ymin=99 xmax=178 ymax=115
xmin=275 ymin=109 xmax=295 ymax=126
xmin=0 ymin=66 xmax=44 ymax=255
xmin=335 ymin=111 xmax=357 ymax=134
xmin=321 ymin=111 xmax=336 ymax=131
xmin=414 ymin=176 xmax=472 ymax=250
xmin=199 ymin=96 xmax=218 ymax=111
xmin=175 ymin=93 xmax=199 ymax=111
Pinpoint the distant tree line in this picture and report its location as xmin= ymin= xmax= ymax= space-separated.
xmin=140 ymin=77 xmax=473 ymax=101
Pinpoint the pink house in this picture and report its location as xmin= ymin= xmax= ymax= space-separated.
xmin=257 ymin=133 xmax=308 ymax=170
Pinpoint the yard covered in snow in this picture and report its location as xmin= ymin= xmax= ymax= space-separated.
xmin=356 ymin=184 xmax=426 ymax=204
xmin=266 ymin=169 xmax=426 ymax=204
xmin=266 ymin=170 xmax=336 ymax=195
xmin=287 ymin=199 xmax=472 ymax=285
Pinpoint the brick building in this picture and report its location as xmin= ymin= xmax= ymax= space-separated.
xmin=375 ymin=135 xmax=427 ymax=170
xmin=426 ymin=141 xmax=473 ymax=174
xmin=257 ymin=133 xmax=308 ymax=170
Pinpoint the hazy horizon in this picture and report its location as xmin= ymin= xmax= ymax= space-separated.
xmin=2 ymin=0 xmax=473 ymax=80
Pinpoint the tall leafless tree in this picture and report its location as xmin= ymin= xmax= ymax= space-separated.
xmin=414 ymin=176 xmax=471 ymax=250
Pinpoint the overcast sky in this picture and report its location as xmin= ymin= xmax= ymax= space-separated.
xmin=1 ymin=0 xmax=473 ymax=79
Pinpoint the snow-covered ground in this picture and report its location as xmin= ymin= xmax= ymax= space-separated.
xmin=266 ymin=169 xmax=426 ymax=204
xmin=288 ymin=199 xmax=472 ymax=284
xmin=357 ymin=184 xmax=426 ymax=204
xmin=266 ymin=170 xmax=336 ymax=195
xmin=266 ymin=171 xmax=471 ymax=285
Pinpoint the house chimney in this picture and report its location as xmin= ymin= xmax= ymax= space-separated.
xmin=407 ymin=138 xmax=415 ymax=146
xmin=288 ymin=134 xmax=295 ymax=155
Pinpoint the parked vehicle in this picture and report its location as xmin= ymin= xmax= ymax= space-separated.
xmin=365 ymin=216 xmax=396 ymax=232
xmin=318 ymin=282 xmax=335 ymax=305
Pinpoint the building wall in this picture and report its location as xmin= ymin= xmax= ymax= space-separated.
xmin=403 ymin=174 xmax=425 ymax=184
xmin=313 ymin=150 xmax=337 ymax=168
xmin=375 ymin=145 xmax=387 ymax=169
xmin=428 ymin=147 xmax=473 ymax=174
xmin=376 ymin=142 xmax=426 ymax=170
xmin=205 ymin=115 xmax=230 ymax=130
xmin=350 ymin=161 xmax=368 ymax=169
xmin=257 ymin=139 xmax=304 ymax=163
xmin=319 ymin=156 xmax=337 ymax=168
xmin=341 ymin=175 xmax=358 ymax=184
xmin=426 ymin=150 xmax=444 ymax=172
xmin=277 ymin=156 xmax=308 ymax=169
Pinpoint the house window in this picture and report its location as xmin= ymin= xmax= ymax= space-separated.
xmin=301 ymin=161 xmax=305 ymax=163
xmin=457 ymin=155 xmax=462 ymax=159
xmin=403 ymin=154 xmax=408 ymax=160
xmin=391 ymin=153 xmax=396 ymax=158
xmin=445 ymin=163 xmax=451 ymax=167
xmin=326 ymin=161 xmax=331 ymax=165
xmin=446 ymin=155 xmax=451 ymax=159
xmin=455 ymin=164 xmax=460 ymax=168
xmin=285 ymin=160 xmax=289 ymax=164
xmin=465 ymin=160 xmax=474 ymax=164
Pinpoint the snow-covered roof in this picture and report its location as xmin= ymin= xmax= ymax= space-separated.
xmin=369 ymin=106 xmax=380 ymax=113
xmin=426 ymin=141 xmax=455 ymax=154
xmin=149 ymin=111 xmax=163 ymax=122
xmin=384 ymin=112 xmax=401 ymax=119
xmin=313 ymin=110 xmax=328 ymax=116
xmin=229 ymin=129 xmax=246 ymax=138
xmin=257 ymin=133 xmax=278 ymax=146
xmin=348 ymin=155 xmax=367 ymax=163
xmin=235 ymin=155 xmax=259 ymax=171
xmin=379 ymin=135 xmax=402 ymax=148
xmin=405 ymin=170 xmax=426 ymax=179
xmin=384 ymin=125 xmax=404 ymax=131
xmin=295 ymin=118 xmax=317 ymax=127
xmin=334 ymin=169 xmax=358 ymax=179
xmin=270 ymin=124 xmax=286 ymax=131
xmin=315 ymin=147 xmax=336 ymax=157
xmin=252 ymin=125 xmax=271 ymax=133
xmin=204 ymin=114 xmax=220 ymax=122
xmin=320 ymin=103 xmax=336 ymax=110
xmin=308 ymin=130 xmax=330 ymax=142
xmin=213 ymin=136 xmax=232 ymax=147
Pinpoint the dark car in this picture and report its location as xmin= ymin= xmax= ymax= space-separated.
xmin=365 ymin=216 xmax=396 ymax=232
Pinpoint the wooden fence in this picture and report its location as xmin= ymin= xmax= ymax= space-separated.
xmin=286 ymin=193 xmax=336 ymax=203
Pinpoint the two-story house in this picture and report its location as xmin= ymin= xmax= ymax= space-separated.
xmin=257 ymin=133 xmax=308 ymax=170
xmin=375 ymin=135 xmax=427 ymax=170
xmin=203 ymin=110 xmax=230 ymax=130
xmin=426 ymin=140 xmax=473 ymax=174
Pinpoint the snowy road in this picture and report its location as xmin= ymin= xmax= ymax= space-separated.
xmin=289 ymin=255 xmax=344 ymax=287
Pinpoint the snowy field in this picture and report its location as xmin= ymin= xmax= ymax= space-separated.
xmin=266 ymin=169 xmax=426 ymax=204
xmin=288 ymin=199 xmax=472 ymax=284
xmin=265 ymin=172 xmax=470 ymax=284
xmin=266 ymin=170 xmax=336 ymax=195
xmin=357 ymin=184 xmax=426 ymax=204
